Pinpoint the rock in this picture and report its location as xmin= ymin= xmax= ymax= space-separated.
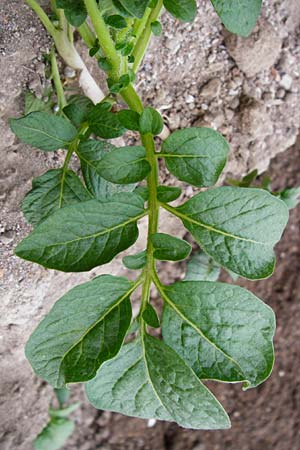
xmin=241 ymin=101 xmax=273 ymax=140
xmin=200 ymin=78 xmax=221 ymax=98
xmin=64 ymin=66 xmax=76 ymax=78
xmin=225 ymin=21 xmax=282 ymax=77
xmin=280 ymin=74 xmax=293 ymax=90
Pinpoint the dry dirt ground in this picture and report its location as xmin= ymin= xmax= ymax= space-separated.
xmin=0 ymin=1 xmax=300 ymax=449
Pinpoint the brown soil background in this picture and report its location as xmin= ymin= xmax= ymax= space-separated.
xmin=1 ymin=1 xmax=300 ymax=449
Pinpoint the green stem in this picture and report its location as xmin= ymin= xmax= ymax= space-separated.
xmin=59 ymin=146 xmax=74 ymax=208
xmin=67 ymin=22 xmax=74 ymax=44
xmin=78 ymin=22 xmax=96 ymax=48
xmin=83 ymin=0 xmax=121 ymax=78
xmin=26 ymin=0 xmax=58 ymax=37
xmin=120 ymin=86 xmax=160 ymax=326
xmin=120 ymin=84 xmax=143 ymax=113
xmin=50 ymin=48 xmax=67 ymax=109
xmin=132 ymin=0 xmax=164 ymax=73
xmin=133 ymin=10 xmax=151 ymax=42
xmin=50 ymin=0 xmax=58 ymax=15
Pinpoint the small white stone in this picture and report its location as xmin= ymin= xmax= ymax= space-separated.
xmin=147 ymin=418 xmax=157 ymax=427
xmin=185 ymin=94 xmax=195 ymax=104
xmin=280 ymin=74 xmax=293 ymax=90
xmin=64 ymin=66 xmax=76 ymax=78
xmin=279 ymin=370 xmax=285 ymax=377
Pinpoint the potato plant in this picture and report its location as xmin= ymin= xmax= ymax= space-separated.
xmin=10 ymin=0 xmax=289 ymax=443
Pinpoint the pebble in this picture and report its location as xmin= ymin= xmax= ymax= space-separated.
xmin=147 ymin=418 xmax=157 ymax=427
xmin=280 ymin=74 xmax=293 ymax=90
xmin=200 ymin=78 xmax=221 ymax=98
xmin=64 ymin=66 xmax=76 ymax=78
xmin=185 ymin=94 xmax=195 ymax=104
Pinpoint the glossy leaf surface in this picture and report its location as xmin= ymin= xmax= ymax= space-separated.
xmin=173 ymin=187 xmax=289 ymax=279
xmin=87 ymin=104 xmax=126 ymax=139
xmin=211 ymin=0 xmax=262 ymax=37
xmin=162 ymin=281 xmax=275 ymax=388
xmin=163 ymin=0 xmax=197 ymax=22
xmin=139 ymin=107 xmax=164 ymax=136
xmin=86 ymin=335 xmax=230 ymax=429
xmin=22 ymin=169 xmax=91 ymax=226
xmin=123 ymin=250 xmax=147 ymax=270
xmin=10 ymin=112 xmax=77 ymax=151
xmin=157 ymin=186 xmax=181 ymax=203
xmin=151 ymin=233 xmax=192 ymax=261
xmin=15 ymin=193 xmax=145 ymax=272
xmin=161 ymin=128 xmax=229 ymax=187
xmin=26 ymin=275 xmax=133 ymax=387
xmin=185 ymin=251 xmax=220 ymax=282
xmin=96 ymin=146 xmax=151 ymax=184
xmin=77 ymin=140 xmax=136 ymax=199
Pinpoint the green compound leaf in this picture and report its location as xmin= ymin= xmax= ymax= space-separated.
xmin=185 ymin=251 xmax=220 ymax=282
xmin=96 ymin=146 xmax=151 ymax=184
xmin=171 ymin=187 xmax=289 ymax=280
xmin=160 ymin=128 xmax=229 ymax=187
xmin=210 ymin=0 xmax=262 ymax=37
xmin=22 ymin=169 xmax=91 ymax=226
xmin=139 ymin=107 xmax=164 ymax=136
xmin=163 ymin=0 xmax=197 ymax=22
xmin=77 ymin=140 xmax=136 ymax=200
xmin=26 ymin=275 xmax=133 ymax=387
xmin=86 ymin=335 xmax=230 ymax=430
xmin=123 ymin=250 xmax=147 ymax=270
xmin=56 ymin=0 xmax=87 ymax=27
xmin=116 ymin=0 xmax=150 ymax=18
xmin=34 ymin=418 xmax=74 ymax=450
xmin=161 ymin=281 xmax=275 ymax=388
xmin=15 ymin=192 xmax=145 ymax=272
xmin=142 ymin=304 xmax=160 ymax=328
xmin=10 ymin=112 xmax=77 ymax=151
xmin=117 ymin=109 xmax=140 ymax=131
xmin=151 ymin=233 xmax=192 ymax=261
xmin=157 ymin=186 xmax=181 ymax=203
xmin=87 ymin=103 xmax=126 ymax=139
xmin=63 ymin=95 xmax=94 ymax=128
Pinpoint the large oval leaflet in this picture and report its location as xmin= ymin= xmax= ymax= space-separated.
xmin=15 ymin=192 xmax=146 ymax=272
xmin=161 ymin=281 xmax=276 ymax=388
xmin=9 ymin=112 xmax=78 ymax=152
xmin=160 ymin=128 xmax=229 ymax=187
xmin=164 ymin=186 xmax=289 ymax=280
xmin=86 ymin=334 xmax=230 ymax=430
xmin=26 ymin=275 xmax=134 ymax=388
xmin=96 ymin=146 xmax=151 ymax=184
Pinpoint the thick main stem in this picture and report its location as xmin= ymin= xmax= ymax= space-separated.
xmin=83 ymin=0 xmax=121 ymax=79
xmin=120 ymin=88 xmax=160 ymax=322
